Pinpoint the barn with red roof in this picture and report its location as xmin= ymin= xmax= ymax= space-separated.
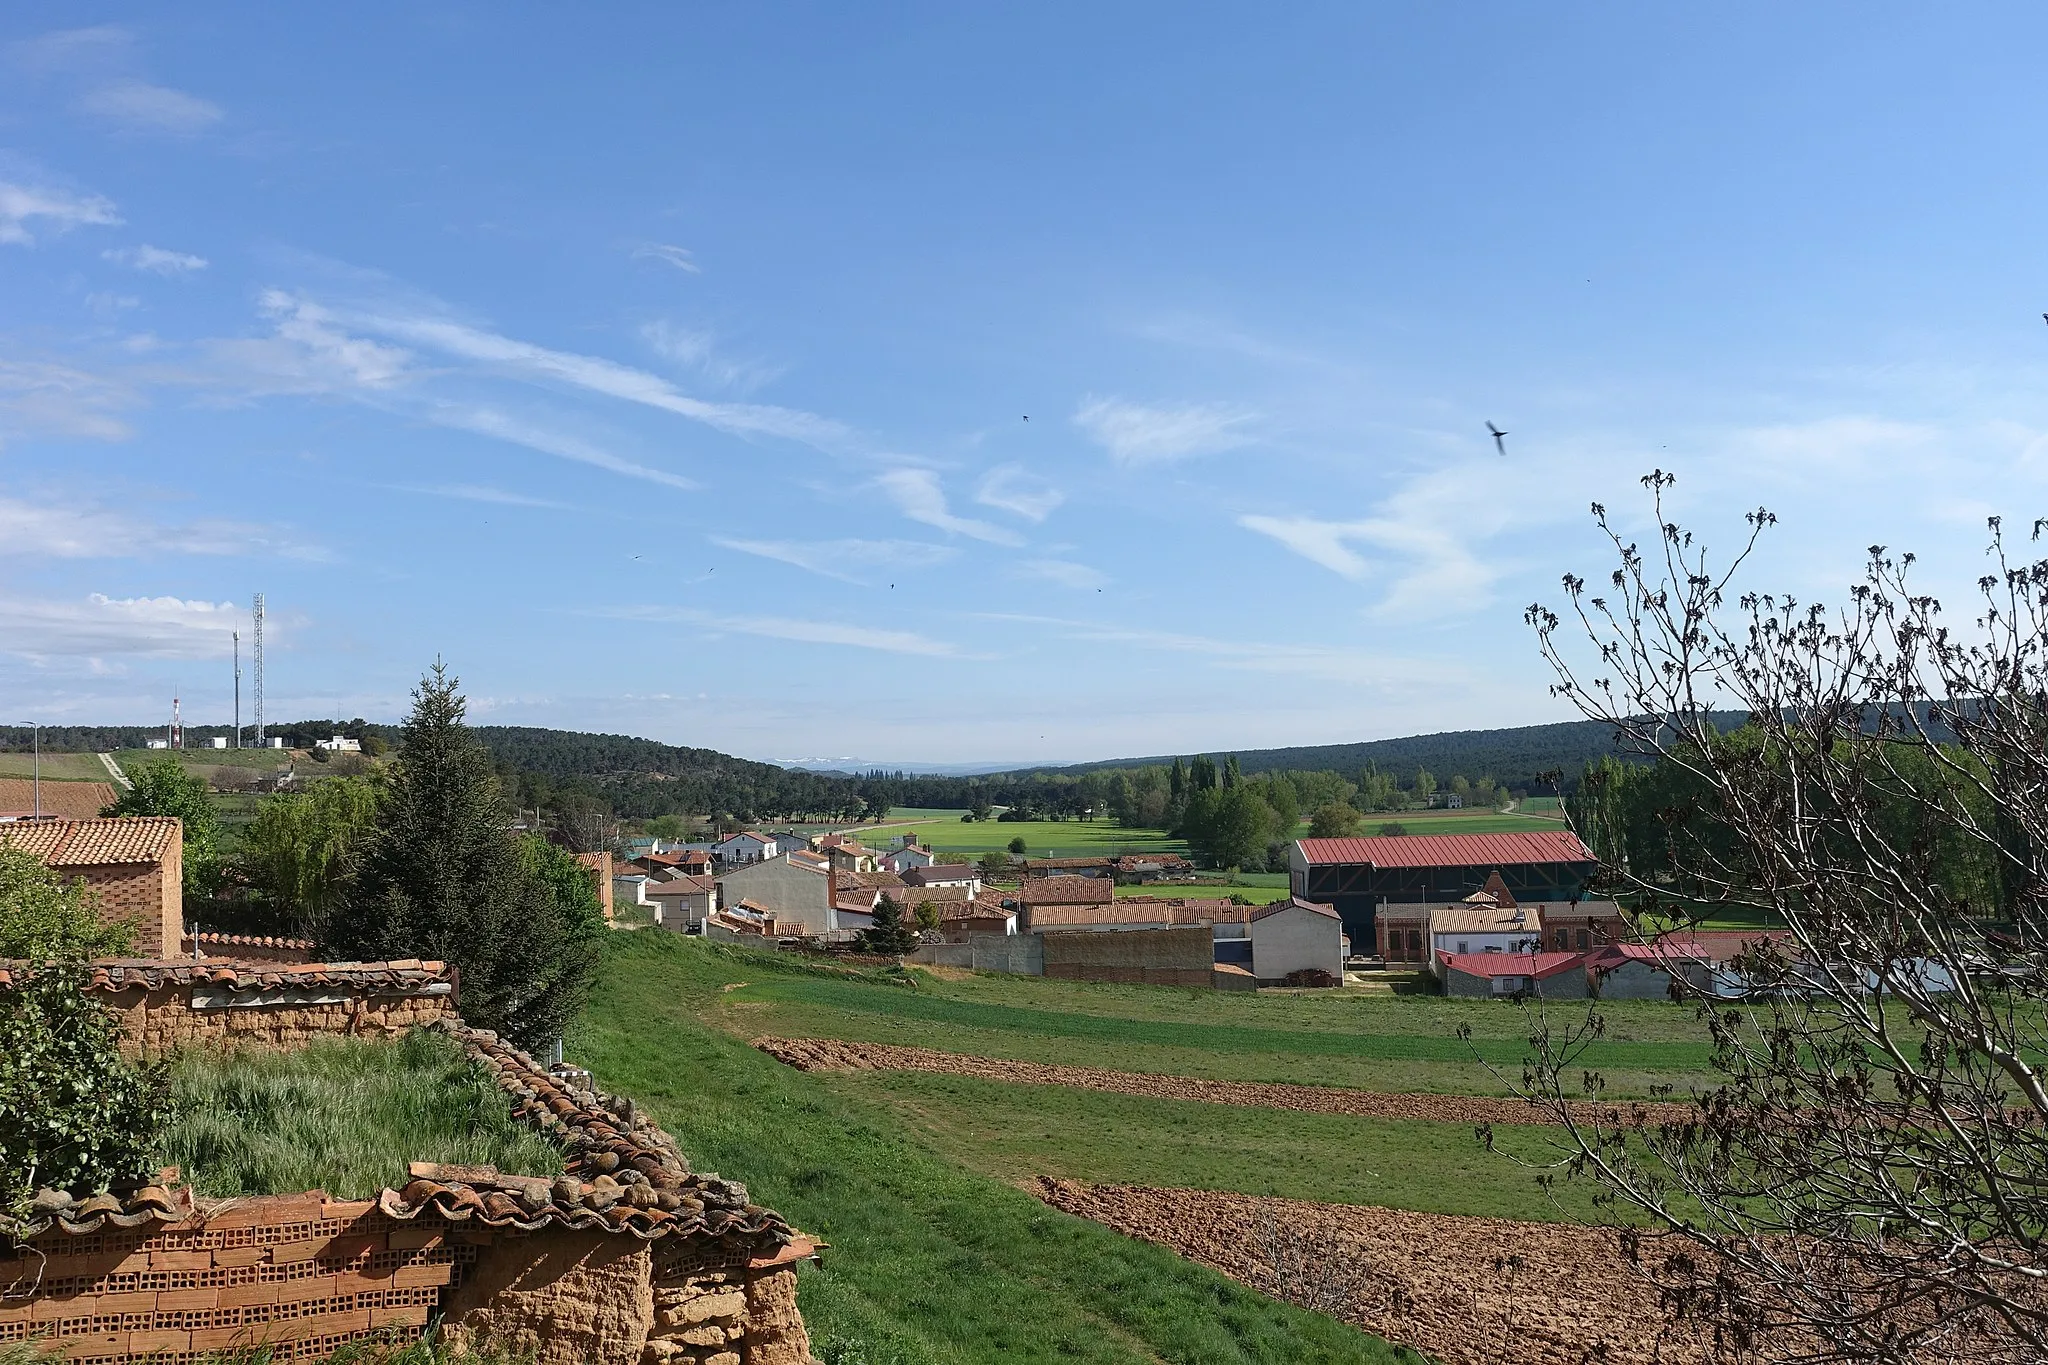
xmin=1289 ymin=830 xmax=1598 ymax=953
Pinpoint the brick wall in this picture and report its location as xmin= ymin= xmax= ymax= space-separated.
xmin=1041 ymin=925 xmax=1216 ymax=988
xmin=71 ymin=854 xmax=181 ymax=959
xmin=94 ymin=983 xmax=456 ymax=1062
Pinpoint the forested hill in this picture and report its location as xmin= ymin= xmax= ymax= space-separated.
xmin=1030 ymin=719 xmax=1728 ymax=791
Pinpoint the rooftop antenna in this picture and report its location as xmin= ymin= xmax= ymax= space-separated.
xmin=252 ymin=593 xmax=265 ymax=749
xmin=233 ymin=630 xmax=242 ymax=749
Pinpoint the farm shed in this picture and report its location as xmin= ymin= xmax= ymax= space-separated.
xmin=1 ymin=816 xmax=184 ymax=956
xmin=1439 ymin=950 xmax=1589 ymax=999
xmin=1291 ymin=831 xmax=1596 ymax=952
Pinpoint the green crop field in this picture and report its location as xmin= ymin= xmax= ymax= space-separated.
xmin=828 ymin=1069 xmax=1608 ymax=1222
xmin=0 ymin=752 xmax=114 ymax=782
xmin=577 ymin=934 xmax=1413 ymax=1365
xmin=709 ymin=962 xmax=1719 ymax=1099
xmin=858 ymin=812 xmax=1188 ymax=860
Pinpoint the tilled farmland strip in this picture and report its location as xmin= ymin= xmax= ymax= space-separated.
xmin=1035 ymin=1179 xmax=1718 ymax=1365
xmin=757 ymin=1035 xmax=1696 ymax=1128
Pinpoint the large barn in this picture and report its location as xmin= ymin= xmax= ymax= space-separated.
xmin=1288 ymin=830 xmax=1598 ymax=952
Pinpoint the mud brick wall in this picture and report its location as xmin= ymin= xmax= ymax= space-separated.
xmin=96 ymin=984 xmax=456 ymax=1061
xmin=1042 ymin=925 xmax=1216 ymax=988
xmin=0 ymin=1194 xmax=466 ymax=1365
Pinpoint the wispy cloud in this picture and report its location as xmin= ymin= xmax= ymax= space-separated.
xmin=632 ymin=243 xmax=700 ymax=273
xmin=429 ymin=406 xmax=699 ymax=492
xmin=1073 ymin=396 xmax=1257 ymax=465
xmin=1238 ymin=504 xmax=1495 ymax=621
xmin=78 ymin=80 xmax=222 ymax=134
xmin=601 ymin=606 xmax=965 ymax=658
xmin=0 ymin=358 xmax=139 ymax=442
xmin=1014 ymin=558 xmax=1107 ymax=590
xmin=388 ymin=483 xmax=574 ymax=510
xmin=976 ymin=465 xmax=1064 ymax=522
xmin=980 ymin=613 xmax=1450 ymax=687
xmin=223 ymin=290 xmax=412 ymax=391
xmin=876 ymin=468 xmax=1023 ymax=545
xmin=0 ymin=592 xmax=241 ymax=660
xmin=104 ymin=243 xmax=206 ymax=274
xmin=9 ymin=25 xmax=133 ymax=73
xmin=0 ymin=178 xmax=120 ymax=245
xmin=711 ymin=536 xmax=955 ymax=584
xmin=641 ymin=320 xmax=781 ymax=394
xmin=0 ymin=493 xmax=317 ymax=560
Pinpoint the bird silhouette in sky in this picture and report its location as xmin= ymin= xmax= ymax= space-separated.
xmin=1022 ymin=415 xmax=1029 ymax=421
xmin=1487 ymin=422 xmax=1509 ymax=456
xmin=2041 ymin=313 xmax=2047 ymax=326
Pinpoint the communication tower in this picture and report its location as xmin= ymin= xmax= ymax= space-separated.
xmin=252 ymin=593 xmax=265 ymax=748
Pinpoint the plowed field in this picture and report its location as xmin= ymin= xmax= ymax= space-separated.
xmin=1036 ymin=1180 xmax=1717 ymax=1365
xmin=758 ymin=1036 xmax=1694 ymax=1128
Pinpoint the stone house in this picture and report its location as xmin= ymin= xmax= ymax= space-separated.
xmin=1 ymin=816 xmax=184 ymax=956
xmin=1247 ymin=897 xmax=1346 ymax=984
xmin=1439 ymin=950 xmax=1589 ymax=999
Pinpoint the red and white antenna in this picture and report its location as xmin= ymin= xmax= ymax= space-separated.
xmin=172 ymin=695 xmax=183 ymax=750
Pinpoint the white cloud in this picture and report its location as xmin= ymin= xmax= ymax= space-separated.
xmin=976 ymin=465 xmax=1064 ymax=522
xmin=0 ymin=179 xmax=120 ymax=245
xmin=229 ymin=290 xmax=412 ymax=391
xmin=982 ymin=613 xmax=1459 ymax=689
xmin=0 ymin=359 xmax=138 ymax=442
xmin=711 ymin=536 xmax=955 ymax=584
xmin=876 ymin=468 xmax=1023 ymax=545
xmin=633 ymin=243 xmax=700 ymax=273
xmin=104 ymin=243 xmax=206 ymax=274
xmin=602 ymin=606 xmax=964 ymax=658
xmin=430 ymin=407 xmax=699 ymax=492
xmin=77 ymin=80 xmax=222 ymax=134
xmin=1015 ymin=558 xmax=1107 ymax=590
xmin=1238 ymin=509 xmax=1495 ymax=621
xmin=338 ymin=303 xmax=852 ymax=451
xmin=0 ymin=494 xmax=314 ymax=559
xmin=1073 ymin=396 xmax=1257 ymax=465
xmin=641 ymin=320 xmax=781 ymax=394
xmin=0 ymin=593 xmax=241 ymax=660
xmin=388 ymin=483 xmax=573 ymax=510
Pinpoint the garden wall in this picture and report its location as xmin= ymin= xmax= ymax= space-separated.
xmin=1042 ymin=925 xmax=1215 ymax=988
xmin=74 ymin=960 xmax=457 ymax=1060
xmin=0 ymin=1189 xmax=813 ymax=1365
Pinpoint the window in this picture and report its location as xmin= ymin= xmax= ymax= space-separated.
xmin=1407 ymin=929 xmax=1422 ymax=959
xmin=1491 ymin=975 xmax=1529 ymax=995
xmin=1457 ymin=940 xmax=1469 ymax=954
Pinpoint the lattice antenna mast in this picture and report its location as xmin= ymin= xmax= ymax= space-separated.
xmin=252 ymin=593 xmax=265 ymax=748
xmin=233 ymin=631 xmax=242 ymax=749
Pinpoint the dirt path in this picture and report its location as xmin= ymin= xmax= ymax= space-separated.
xmin=1035 ymin=1180 xmax=1716 ymax=1365
xmin=756 ymin=1037 xmax=1695 ymax=1128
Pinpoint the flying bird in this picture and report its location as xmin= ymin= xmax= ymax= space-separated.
xmin=1487 ymin=422 xmax=1509 ymax=456
xmin=1022 ymin=415 xmax=1030 ymax=421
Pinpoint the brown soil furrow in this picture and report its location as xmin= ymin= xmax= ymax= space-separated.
xmin=756 ymin=1036 xmax=1695 ymax=1128
xmin=1034 ymin=1179 xmax=1717 ymax=1365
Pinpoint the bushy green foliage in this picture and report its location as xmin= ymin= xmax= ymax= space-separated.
xmin=0 ymin=848 xmax=169 ymax=1231
xmin=1307 ymin=803 xmax=1361 ymax=838
xmin=159 ymin=1030 xmax=561 ymax=1199
xmin=103 ymin=752 xmax=223 ymax=899
xmin=323 ymin=664 xmax=602 ymax=1053
xmin=856 ymin=894 xmax=920 ymax=955
xmin=232 ymin=774 xmax=383 ymax=935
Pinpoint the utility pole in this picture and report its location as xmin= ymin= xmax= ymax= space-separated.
xmin=252 ymin=593 xmax=265 ymax=749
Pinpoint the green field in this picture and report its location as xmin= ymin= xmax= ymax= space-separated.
xmin=831 ymin=1069 xmax=1606 ymax=1222
xmin=859 ymin=811 xmax=1188 ymax=860
xmin=711 ymin=963 xmax=1719 ymax=1099
xmin=0 ymin=752 xmax=114 ymax=782
xmin=578 ymin=934 xmax=1413 ymax=1365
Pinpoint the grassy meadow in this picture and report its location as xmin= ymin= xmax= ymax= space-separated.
xmin=0 ymin=752 xmax=113 ymax=782
xmin=577 ymin=934 xmax=1415 ymax=1365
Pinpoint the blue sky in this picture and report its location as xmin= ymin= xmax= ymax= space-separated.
xmin=6 ymin=5 xmax=2048 ymax=766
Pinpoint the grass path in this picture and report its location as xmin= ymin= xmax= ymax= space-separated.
xmin=576 ymin=934 xmax=1415 ymax=1364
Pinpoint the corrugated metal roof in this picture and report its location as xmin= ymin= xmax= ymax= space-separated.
xmin=1437 ymin=950 xmax=1587 ymax=980
xmin=1296 ymin=830 xmax=1595 ymax=870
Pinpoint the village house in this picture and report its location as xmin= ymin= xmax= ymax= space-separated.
xmin=715 ymin=852 xmax=831 ymax=935
xmin=572 ymin=851 xmax=614 ymax=921
xmin=714 ymin=831 xmax=783 ymax=867
xmin=1111 ymin=853 xmax=1194 ymax=884
xmin=1244 ymin=897 xmax=1347 ymax=984
xmin=646 ymin=873 xmax=719 ymax=932
xmin=939 ymin=893 xmax=1017 ymax=941
xmin=881 ymin=838 xmax=937 ymax=874
xmin=903 ymin=862 xmax=981 ymax=895
xmin=1439 ymin=950 xmax=1590 ymax=998
xmin=1292 ymin=830 xmax=1597 ymax=954
xmin=1021 ymin=856 xmax=1116 ymax=880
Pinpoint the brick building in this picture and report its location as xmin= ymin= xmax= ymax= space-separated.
xmin=1291 ymin=830 xmax=1597 ymax=952
xmin=1 ymin=816 xmax=183 ymax=955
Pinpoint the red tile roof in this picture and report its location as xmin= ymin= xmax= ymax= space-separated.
xmin=0 ymin=816 xmax=180 ymax=866
xmin=1437 ymin=950 xmax=1587 ymax=980
xmin=1296 ymin=830 xmax=1595 ymax=870
xmin=1017 ymin=875 xmax=1115 ymax=907
xmin=646 ymin=874 xmax=718 ymax=896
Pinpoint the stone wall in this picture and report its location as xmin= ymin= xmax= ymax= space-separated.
xmin=92 ymin=979 xmax=456 ymax=1061
xmin=1041 ymin=925 xmax=1214 ymax=987
xmin=970 ymin=933 xmax=1045 ymax=976
xmin=0 ymin=1195 xmax=813 ymax=1365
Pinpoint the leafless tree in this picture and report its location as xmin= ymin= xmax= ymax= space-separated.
xmin=1247 ymin=1208 xmax=1381 ymax=1321
xmin=1514 ymin=471 xmax=2048 ymax=1363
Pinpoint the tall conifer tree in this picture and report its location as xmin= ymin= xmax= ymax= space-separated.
xmin=323 ymin=663 xmax=600 ymax=1051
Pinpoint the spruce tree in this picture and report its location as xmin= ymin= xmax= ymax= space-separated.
xmin=322 ymin=663 xmax=598 ymax=1052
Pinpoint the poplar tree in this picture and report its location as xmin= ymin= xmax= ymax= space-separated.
xmin=323 ymin=663 xmax=601 ymax=1052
